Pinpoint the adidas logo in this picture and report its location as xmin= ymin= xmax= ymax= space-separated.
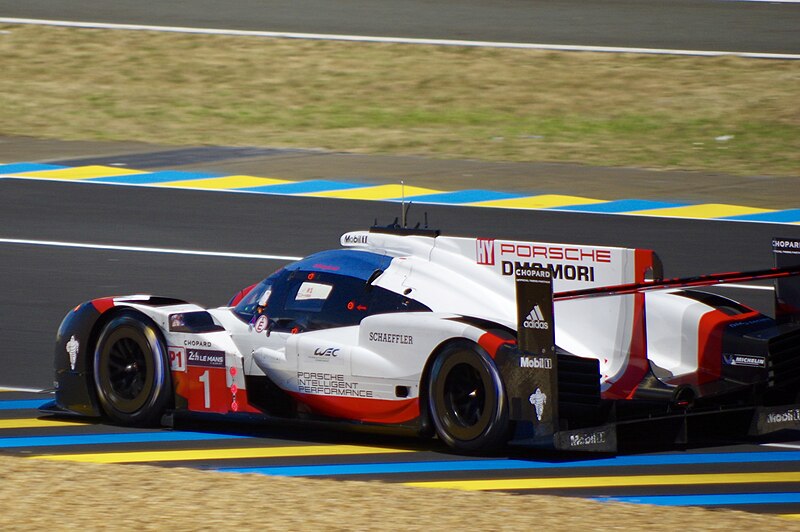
xmin=523 ymin=305 xmax=549 ymax=330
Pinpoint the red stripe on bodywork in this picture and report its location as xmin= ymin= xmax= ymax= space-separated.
xmin=478 ymin=332 xmax=516 ymax=359
xmin=173 ymin=371 xmax=261 ymax=414
xmin=601 ymin=293 xmax=650 ymax=400
xmin=634 ymin=248 xmax=658 ymax=283
xmin=670 ymin=310 xmax=761 ymax=387
xmin=91 ymin=297 xmax=115 ymax=314
xmin=289 ymin=392 xmax=419 ymax=424
xmin=228 ymin=283 xmax=257 ymax=307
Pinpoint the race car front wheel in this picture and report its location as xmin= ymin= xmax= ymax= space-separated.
xmin=93 ymin=311 xmax=172 ymax=426
xmin=428 ymin=341 xmax=510 ymax=452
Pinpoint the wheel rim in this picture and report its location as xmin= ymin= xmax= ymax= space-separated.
xmin=431 ymin=348 xmax=501 ymax=444
xmin=107 ymin=337 xmax=148 ymax=401
xmin=443 ymin=362 xmax=485 ymax=428
xmin=428 ymin=343 xmax=509 ymax=450
xmin=97 ymin=325 xmax=156 ymax=414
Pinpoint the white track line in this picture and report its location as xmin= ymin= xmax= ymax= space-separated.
xmin=0 ymin=386 xmax=48 ymax=393
xmin=1 ymin=17 xmax=798 ymax=60
xmin=763 ymin=443 xmax=800 ymax=450
xmin=0 ymin=237 xmax=302 ymax=261
xmin=0 ymin=237 xmax=779 ymax=291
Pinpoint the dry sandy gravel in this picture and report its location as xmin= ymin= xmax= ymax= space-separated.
xmin=1 ymin=455 xmax=797 ymax=531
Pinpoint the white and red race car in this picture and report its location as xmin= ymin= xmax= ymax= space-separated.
xmin=48 ymin=227 xmax=800 ymax=452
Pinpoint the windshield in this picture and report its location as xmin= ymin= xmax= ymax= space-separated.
xmin=233 ymin=271 xmax=281 ymax=322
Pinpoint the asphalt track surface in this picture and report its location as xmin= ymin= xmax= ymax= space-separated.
xmin=4 ymin=173 xmax=799 ymax=388
xmin=3 ymin=174 xmax=800 ymax=516
xmin=1 ymin=0 xmax=799 ymax=54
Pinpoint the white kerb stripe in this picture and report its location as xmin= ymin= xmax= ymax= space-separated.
xmin=0 ymin=238 xmax=302 ymax=261
xmin=0 ymin=18 xmax=798 ymax=60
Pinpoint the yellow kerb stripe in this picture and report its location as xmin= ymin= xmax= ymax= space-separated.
xmin=156 ymin=175 xmax=292 ymax=189
xmin=32 ymin=444 xmax=411 ymax=463
xmin=404 ymin=471 xmax=800 ymax=491
xmin=471 ymin=194 xmax=605 ymax=209
xmin=0 ymin=418 xmax=86 ymax=429
xmin=628 ymin=203 xmax=773 ymax=218
xmin=11 ymin=165 xmax=145 ymax=179
xmin=305 ymin=184 xmax=441 ymax=200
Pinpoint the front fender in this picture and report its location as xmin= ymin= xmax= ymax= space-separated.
xmin=53 ymin=295 xmax=194 ymax=417
xmin=53 ymin=299 xmax=110 ymax=416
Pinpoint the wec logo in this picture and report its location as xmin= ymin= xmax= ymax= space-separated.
xmin=523 ymin=305 xmax=549 ymax=330
xmin=314 ymin=347 xmax=340 ymax=357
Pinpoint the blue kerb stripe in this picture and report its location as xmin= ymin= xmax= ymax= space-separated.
xmin=0 ymin=163 xmax=67 ymax=174
xmin=399 ymin=190 xmax=523 ymax=204
xmin=0 ymin=431 xmax=248 ymax=448
xmin=241 ymin=180 xmax=365 ymax=194
xmin=594 ymin=492 xmax=800 ymax=507
xmin=724 ymin=209 xmax=800 ymax=223
xmin=552 ymin=199 xmax=683 ymax=213
xmin=89 ymin=171 xmax=221 ymax=184
xmin=0 ymin=400 xmax=49 ymax=410
xmin=216 ymin=451 xmax=800 ymax=477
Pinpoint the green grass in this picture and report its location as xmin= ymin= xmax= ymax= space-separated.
xmin=0 ymin=24 xmax=798 ymax=176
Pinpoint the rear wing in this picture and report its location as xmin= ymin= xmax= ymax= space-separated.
xmin=443 ymin=235 xmax=663 ymax=290
xmin=774 ymin=237 xmax=800 ymax=324
xmin=501 ymin=239 xmax=800 ymax=452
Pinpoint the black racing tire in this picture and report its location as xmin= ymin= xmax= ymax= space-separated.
xmin=427 ymin=340 xmax=510 ymax=452
xmin=92 ymin=311 xmax=172 ymax=426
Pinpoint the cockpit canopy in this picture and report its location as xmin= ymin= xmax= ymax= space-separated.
xmin=233 ymin=249 xmax=428 ymax=331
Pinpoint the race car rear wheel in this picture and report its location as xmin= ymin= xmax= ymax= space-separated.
xmin=428 ymin=341 xmax=509 ymax=452
xmin=93 ymin=311 xmax=172 ymax=426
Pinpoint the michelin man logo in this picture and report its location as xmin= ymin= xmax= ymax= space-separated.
xmin=66 ymin=335 xmax=80 ymax=371
xmin=529 ymin=387 xmax=547 ymax=421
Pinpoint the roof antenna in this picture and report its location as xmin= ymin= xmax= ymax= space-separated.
xmin=400 ymin=180 xmax=406 ymax=228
